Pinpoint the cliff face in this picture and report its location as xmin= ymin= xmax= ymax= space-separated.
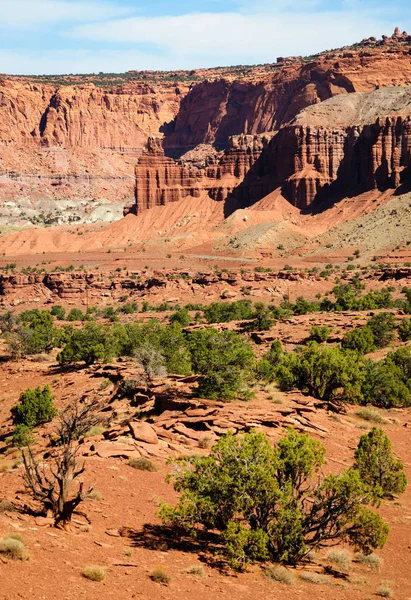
xmin=2 ymin=31 xmax=411 ymax=225
xmin=134 ymin=134 xmax=274 ymax=214
xmin=135 ymin=87 xmax=411 ymax=214
xmin=270 ymin=87 xmax=411 ymax=208
xmin=279 ymin=118 xmax=411 ymax=208
xmin=0 ymin=79 xmax=185 ymax=224
xmin=163 ymin=45 xmax=411 ymax=153
xmin=0 ymin=80 xmax=182 ymax=150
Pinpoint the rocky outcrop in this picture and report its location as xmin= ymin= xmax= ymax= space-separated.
xmin=0 ymin=79 xmax=184 ymax=222
xmin=134 ymin=134 xmax=274 ymax=213
xmin=0 ymin=268 xmax=313 ymax=307
xmin=265 ymin=88 xmax=411 ymax=208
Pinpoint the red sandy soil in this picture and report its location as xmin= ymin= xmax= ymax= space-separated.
xmin=0 ymin=187 xmax=405 ymax=266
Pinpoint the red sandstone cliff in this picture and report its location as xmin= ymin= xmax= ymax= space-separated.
xmin=164 ymin=41 xmax=411 ymax=153
xmin=133 ymin=134 xmax=274 ymax=214
xmin=2 ymin=30 xmax=411 ymax=224
xmin=134 ymin=86 xmax=411 ymax=214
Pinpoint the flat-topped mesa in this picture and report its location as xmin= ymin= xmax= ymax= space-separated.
xmin=134 ymin=134 xmax=274 ymax=214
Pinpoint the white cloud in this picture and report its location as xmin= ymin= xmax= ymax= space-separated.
xmin=0 ymin=0 xmax=131 ymax=29
xmin=71 ymin=11 xmax=396 ymax=64
xmin=0 ymin=2 xmax=407 ymax=74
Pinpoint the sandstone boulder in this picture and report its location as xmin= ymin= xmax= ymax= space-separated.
xmin=128 ymin=421 xmax=159 ymax=445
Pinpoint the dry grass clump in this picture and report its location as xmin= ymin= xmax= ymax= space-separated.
xmin=263 ymin=565 xmax=295 ymax=585
xmin=300 ymin=572 xmax=332 ymax=585
xmin=356 ymin=408 xmax=386 ymax=424
xmin=0 ymin=499 xmax=15 ymax=513
xmin=0 ymin=462 xmax=10 ymax=473
xmin=0 ymin=534 xmax=28 ymax=561
xmin=377 ymin=583 xmax=393 ymax=598
xmin=326 ymin=549 xmax=353 ymax=572
xmin=150 ymin=567 xmax=170 ymax=585
xmin=82 ymin=565 xmax=106 ymax=582
xmin=84 ymin=425 xmax=105 ymax=438
xmin=185 ymin=565 xmax=206 ymax=577
xmin=198 ymin=435 xmax=213 ymax=449
xmin=87 ymin=490 xmax=104 ymax=501
xmin=129 ymin=457 xmax=157 ymax=472
xmin=355 ymin=552 xmax=383 ymax=571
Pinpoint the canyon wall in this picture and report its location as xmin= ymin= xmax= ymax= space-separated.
xmin=134 ymin=87 xmax=411 ymax=214
xmin=0 ymin=80 xmax=185 ymax=224
xmin=2 ymin=31 xmax=411 ymax=224
xmin=134 ymin=133 xmax=274 ymax=214
xmin=163 ymin=44 xmax=411 ymax=154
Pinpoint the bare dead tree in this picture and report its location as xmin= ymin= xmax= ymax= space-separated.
xmin=22 ymin=398 xmax=103 ymax=530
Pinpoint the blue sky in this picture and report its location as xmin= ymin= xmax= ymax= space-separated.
xmin=0 ymin=0 xmax=410 ymax=75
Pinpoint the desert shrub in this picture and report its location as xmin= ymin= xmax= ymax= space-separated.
xmin=355 ymin=552 xmax=382 ymax=570
xmin=82 ymin=566 xmax=106 ymax=582
xmin=160 ymin=429 xmax=389 ymax=569
xmin=265 ymin=340 xmax=284 ymax=366
xmin=362 ymin=349 xmax=411 ymax=408
xmin=203 ymin=300 xmax=253 ymax=324
xmin=0 ymin=311 xmax=18 ymax=333
xmin=11 ymin=385 xmax=56 ymax=428
xmin=255 ymin=359 xmax=275 ymax=381
xmin=299 ymin=572 xmax=332 ymax=585
xmin=398 ymin=317 xmax=411 ymax=342
xmin=0 ymin=500 xmax=14 ymax=513
xmin=377 ymin=583 xmax=393 ymax=598
xmin=22 ymin=399 xmax=103 ymax=529
xmin=129 ymin=457 xmax=157 ymax=472
xmin=122 ymin=321 xmax=192 ymax=375
xmin=170 ymin=308 xmax=191 ymax=327
xmin=118 ymin=379 xmax=140 ymax=398
xmin=263 ymin=565 xmax=295 ymax=585
xmin=134 ymin=344 xmax=167 ymax=382
xmin=356 ymin=408 xmax=385 ymax=424
xmin=119 ymin=301 xmax=138 ymax=314
xmin=291 ymin=296 xmax=319 ymax=315
xmin=187 ymin=329 xmax=255 ymax=400
xmin=367 ymin=313 xmax=396 ymax=348
xmin=243 ymin=303 xmax=275 ymax=332
xmin=150 ymin=568 xmax=170 ymax=585
xmin=0 ymin=535 xmax=28 ymax=560
xmin=67 ymin=308 xmax=85 ymax=322
xmin=102 ymin=306 xmax=119 ymax=322
xmin=87 ymin=490 xmax=104 ymax=501
xmin=185 ymin=565 xmax=205 ymax=577
xmin=57 ymin=322 xmax=116 ymax=365
xmin=50 ymin=305 xmax=66 ymax=320
xmin=274 ymin=342 xmax=364 ymax=406
xmin=84 ymin=425 xmax=105 ymax=438
xmin=342 ymin=326 xmax=375 ymax=354
xmin=198 ymin=435 xmax=213 ymax=449
xmin=12 ymin=424 xmax=36 ymax=447
xmin=308 ymin=325 xmax=332 ymax=343
xmin=326 ymin=549 xmax=352 ymax=572
xmin=6 ymin=310 xmax=58 ymax=357
xmin=354 ymin=427 xmax=407 ymax=498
